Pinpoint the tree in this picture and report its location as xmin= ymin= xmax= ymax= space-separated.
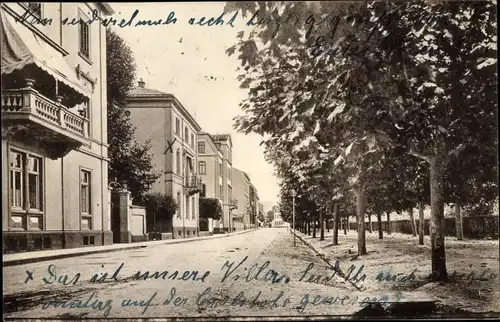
xmin=371 ymin=0 xmax=497 ymax=280
xmin=228 ymin=0 xmax=497 ymax=280
xmin=199 ymin=198 xmax=223 ymax=220
xmin=257 ymin=211 xmax=265 ymax=224
xmin=266 ymin=210 xmax=274 ymax=224
xmin=107 ymin=28 xmax=161 ymax=200
xmin=142 ymin=192 xmax=177 ymax=233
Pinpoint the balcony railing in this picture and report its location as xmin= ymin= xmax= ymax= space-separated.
xmin=184 ymin=175 xmax=203 ymax=196
xmin=1 ymin=82 xmax=89 ymax=158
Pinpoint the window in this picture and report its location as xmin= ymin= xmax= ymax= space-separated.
xmin=198 ymin=142 xmax=205 ymax=154
xmin=9 ymin=150 xmax=43 ymax=230
xmin=176 ymin=149 xmax=181 ymax=174
xmin=199 ymin=161 xmax=206 ymax=175
xmin=201 ymin=184 xmax=206 ymax=197
xmin=191 ymin=134 xmax=194 ymax=147
xmin=80 ymin=170 xmax=92 ymax=229
xmin=228 ymin=167 xmax=232 ymax=180
xmin=219 ymin=163 xmax=223 ymax=176
xmin=219 ymin=184 xmax=223 ymax=199
xmin=176 ymin=192 xmax=181 ymax=218
xmin=79 ymin=13 xmax=90 ymax=59
xmin=175 ymin=118 xmax=180 ymax=135
xmin=185 ymin=195 xmax=189 ymax=219
xmin=184 ymin=127 xmax=188 ymax=142
xmin=192 ymin=197 xmax=195 ymax=220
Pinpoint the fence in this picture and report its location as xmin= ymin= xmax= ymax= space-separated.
xmin=348 ymin=215 xmax=499 ymax=239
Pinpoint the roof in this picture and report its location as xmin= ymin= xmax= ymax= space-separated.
xmin=98 ymin=3 xmax=115 ymax=15
xmin=128 ymin=86 xmax=170 ymax=97
xmin=212 ymin=134 xmax=233 ymax=147
xmin=126 ymin=85 xmax=202 ymax=131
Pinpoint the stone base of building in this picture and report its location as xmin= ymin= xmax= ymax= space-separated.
xmin=172 ymin=226 xmax=199 ymax=239
xmin=148 ymin=232 xmax=173 ymax=240
xmin=2 ymin=230 xmax=114 ymax=253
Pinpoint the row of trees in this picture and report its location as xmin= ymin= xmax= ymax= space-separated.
xmin=226 ymin=0 xmax=497 ymax=281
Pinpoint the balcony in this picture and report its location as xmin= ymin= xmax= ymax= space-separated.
xmin=1 ymin=81 xmax=90 ymax=159
xmin=184 ymin=175 xmax=203 ymax=196
xmin=229 ymin=198 xmax=238 ymax=210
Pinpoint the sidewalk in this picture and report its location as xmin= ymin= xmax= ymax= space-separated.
xmin=3 ymin=228 xmax=257 ymax=266
xmin=291 ymin=228 xmax=500 ymax=314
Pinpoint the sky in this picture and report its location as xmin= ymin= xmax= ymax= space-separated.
xmin=109 ymin=2 xmax=279 ymax=210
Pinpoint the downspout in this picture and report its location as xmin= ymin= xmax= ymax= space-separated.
xmin=61 ymin=157 xmax=65 ymax=248
xmin=59 ymin=2 xmax=64 ymax=249
xmin=59 ymin=3 xmax=62 ymax=46
xmin=99 ymin=12 xmax=105 ymax=238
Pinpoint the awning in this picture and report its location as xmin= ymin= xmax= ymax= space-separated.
xmin=0 ymin=9 xmax=89 ymax=98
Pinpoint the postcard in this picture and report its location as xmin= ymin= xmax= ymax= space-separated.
xmin=2 ymin=1 xmax=498 ymax=321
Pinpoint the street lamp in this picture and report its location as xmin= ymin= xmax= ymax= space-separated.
xmin=291 ymin=189 xmax=297 ymax=247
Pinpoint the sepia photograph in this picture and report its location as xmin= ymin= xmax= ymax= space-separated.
xmin=1 ymin=1 xmax=498 ymax=321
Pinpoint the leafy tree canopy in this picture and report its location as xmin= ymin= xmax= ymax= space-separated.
xmin=200 ymin=198 xmax=223 ymax=220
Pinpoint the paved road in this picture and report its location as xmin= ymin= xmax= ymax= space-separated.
xmin=3 ymin=228 xmax=391 ymax=319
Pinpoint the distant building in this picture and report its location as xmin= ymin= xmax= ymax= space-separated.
xmin=272 ymin=209 xmax=285 ymax=227
xmin=232 ymin=168 xmax=251 ymax=230
xmin=197 ymin=133 xmax=236 ymax=232
xmin=125 ymin=79 xmax=203 ymax=238
xmin=258 ymin=202 xmax=264 ymax=227
xmin=249 ymin=183 xmax=259 ymax=228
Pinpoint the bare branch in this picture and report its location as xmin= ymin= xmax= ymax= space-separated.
xmin=408 ymin=147 xmax=432 ymax=162
xmin=447 ymin=143 xmax=466 ymax=159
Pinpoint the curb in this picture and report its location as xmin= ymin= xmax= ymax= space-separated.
xmin=3 ymin=228 xmax=258 ymax=267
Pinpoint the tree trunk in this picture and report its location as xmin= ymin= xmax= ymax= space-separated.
xmin=333 ymin=203 xmax=339 ymax=245
xmin=429 ymin=157 xmax=448 ymax=281
xmin=387 ymin=212 xmax=392 ymax=235
xmin=320 ymin=210 xmax=325 ymax=241
xmin=307 ymin=220 xmax=311 ymax=235
xmin=312 ymin=216 xmax=316 ymax=238
xmin=346 ymin=216 xmax=350 ymax=231
xmin=353 ymin=187 xmax=367 ymax=255
xmin=409 ymin=207 xmax=417 ymax=237
xmin=368 ymin=215 xmax=373 ymax=233
xmin=343 ymin=215 xmax=347 ymax=235
xmin=418 ymin=201 xmax=425 ymax=245
xmin=377 ymin=212 xmax=383 ymax=239
xmin=455 ymin=201 xmax=464 ymax=240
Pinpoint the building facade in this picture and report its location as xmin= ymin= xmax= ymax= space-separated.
xmin=232 ymin=168 xmax=251 ymax=230
xmin=272 ymin=209 xmax=285 ymax=227
xmin=125 ymin=79 xmax=202 ymax=238
xmin=249 ymin=183 xmax=259 ymax=229
xmin=1 ymin=2 xmax=114 ymax=252
xmin=197 ymin=133 xmax=236 ymax=232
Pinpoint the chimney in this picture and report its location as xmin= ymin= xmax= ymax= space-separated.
xmin=138 ymin=78 xmax=145 ymax=88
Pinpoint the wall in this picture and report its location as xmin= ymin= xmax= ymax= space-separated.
xmin=348 ymin=216 xmax=499 ymax=239
xmin=130 ymin=206 xmax=147 ymax=242
xmin=126 ymin=104 xmax=167 ymax=195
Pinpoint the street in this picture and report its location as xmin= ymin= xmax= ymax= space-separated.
xmin=3 ymin=228 xmax=408 ymax=319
